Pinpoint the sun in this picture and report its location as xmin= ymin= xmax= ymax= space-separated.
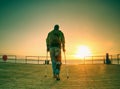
xmin=74 ymin=45 xmax=92 ymax=59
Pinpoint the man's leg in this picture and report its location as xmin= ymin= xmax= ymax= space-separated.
xmin=55 ymin=61 xmax=62 ymax=75
xmin=55 ymin=47 xmax=61 ymax=80
xmin=50 ymin=48 xmax=56 ymax=77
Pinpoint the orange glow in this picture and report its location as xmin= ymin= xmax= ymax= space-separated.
xmin=74 ymin=45 xmax=92 ymax=59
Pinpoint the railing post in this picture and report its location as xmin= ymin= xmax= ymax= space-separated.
xmin=118 ymin=54 xmax=120 ymax=64
xmin=38 ymin=56 xmax=39 ymax=64
xmin=15 ymin=55 xmax=17 ymax=63
xmin=117 ymin=54 xmax=119 ymax=64
xmin=25 ymin=56 xmax=27 ymax=64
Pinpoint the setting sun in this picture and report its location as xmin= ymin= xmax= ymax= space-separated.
xmin=74 ymin=45 xmax=92 ymax=59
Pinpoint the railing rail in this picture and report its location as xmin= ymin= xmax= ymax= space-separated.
xmin=0 ymin=54 xmax=120 ymax=64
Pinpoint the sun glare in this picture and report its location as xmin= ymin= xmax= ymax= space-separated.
xmin=75 ymin=45 xmax=92 ymax=59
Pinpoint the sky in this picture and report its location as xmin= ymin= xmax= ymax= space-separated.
xmin=0 ymin=0 xmax=120 ymax=58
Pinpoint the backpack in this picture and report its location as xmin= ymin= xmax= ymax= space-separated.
xmin=48 ymin=30 xmax=61 ymax=46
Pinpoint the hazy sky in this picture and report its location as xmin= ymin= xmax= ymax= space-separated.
xmin=0 ymin=0 xmax=120 ymax=57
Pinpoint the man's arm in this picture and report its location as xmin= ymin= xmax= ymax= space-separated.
xmin=60 ymin=31 xmax=65 ymax=52
xmin=46 ymin=33 xmax=50 ymax=52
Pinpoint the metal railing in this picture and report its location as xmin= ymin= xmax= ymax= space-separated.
xmin=0 ymin=54 xmax=120 ymax=64
xmin=0 ymin=55 xmax=50 ymax=64
xmin=25 ymin=56 xmax=50 ymax=64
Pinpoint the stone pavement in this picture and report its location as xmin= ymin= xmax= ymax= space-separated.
xmin=0 ymin=63 xmax=120 ymax=89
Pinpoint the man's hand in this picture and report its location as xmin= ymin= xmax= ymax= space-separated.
xmin=47 ymin=48 xmax=49 ymax=52
xmin=62 ymin=44 xmax=65 ymax=52
xmin=63 ymin=47 xmax=66 ymax=52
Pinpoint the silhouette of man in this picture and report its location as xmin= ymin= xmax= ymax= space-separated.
xmin=46 ymin=24 xmax=65 ymax=80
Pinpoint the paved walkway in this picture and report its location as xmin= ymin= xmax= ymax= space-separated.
xmin=48 ymin=64 xmax=120 ymax=89
xmin=0 ymin=63 xmax=120 ymax=89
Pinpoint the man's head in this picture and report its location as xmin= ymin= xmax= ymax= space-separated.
xmin=54 ymin=24 xmax=59 ymax=30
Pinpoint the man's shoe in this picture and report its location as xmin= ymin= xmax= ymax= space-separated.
xmin=56 ymin=77 xmax=60 ymax=81
xmin=56 ymin=75 xmax=60 ymax=81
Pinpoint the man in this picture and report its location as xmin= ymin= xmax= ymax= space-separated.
xmin=46 ymin=24 xmax=65 ymax=80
